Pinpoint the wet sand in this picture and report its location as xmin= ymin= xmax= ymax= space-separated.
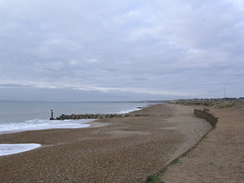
xmin=0 ymin=104 xmax=211 ymax=183
xmin=161 ymin=107 xmax=244 ymax=183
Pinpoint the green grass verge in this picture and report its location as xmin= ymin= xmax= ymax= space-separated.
xmin=146 ymin=175 xmax=163 ymax=183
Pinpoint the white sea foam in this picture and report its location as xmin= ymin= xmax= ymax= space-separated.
xmin=0 ymin=143 xmax=41 ymax=156
xmin=117 ymin=104 xmax=150 ymax=114
xmin=0 ymin=119 xmax=94 ymax=134
xmin=116 ymin=107 xmax=142 ymax=114
xmin=0 ymin=103 xmax=149 ymax=135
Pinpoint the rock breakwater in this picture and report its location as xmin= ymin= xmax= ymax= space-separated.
xmin=54 ymin=113 xmax=152 ymax=120
xmin=55 ymin=113 xmax=128 ymax=120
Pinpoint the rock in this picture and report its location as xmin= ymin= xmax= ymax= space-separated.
xmin=55 ymin=113 xmax=129 ymax=120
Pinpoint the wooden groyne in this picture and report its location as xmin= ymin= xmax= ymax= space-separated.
xmin=194 ymin=108 xmax=218 ymax=127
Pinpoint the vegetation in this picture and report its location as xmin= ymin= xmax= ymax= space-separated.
xmin=171 ymin=98 xmax=244 ymax=109
xmin=213 ymin=100 xmax=237 ymax=108
xmin=146 ymin=175 xmax=163 ymax=183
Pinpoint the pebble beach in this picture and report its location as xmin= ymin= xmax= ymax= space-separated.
xmin=0 ymin=104 xmax=212 ymax=183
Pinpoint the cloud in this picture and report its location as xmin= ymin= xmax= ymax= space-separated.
xmin=0 ymin=80 xmax=195 ymax=97
xmin=0 ymin=0 xmax=243 ymax=100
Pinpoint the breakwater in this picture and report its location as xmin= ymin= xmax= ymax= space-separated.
xmin=53 ymin=113 xmax=152 ymax=120
xmin=55 ymin=113 xmax=129 ymax=120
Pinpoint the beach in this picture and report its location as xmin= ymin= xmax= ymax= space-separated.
xmin=161 ymin=106 xmax=244 ymax=183
xmin=0 ymin=104 xmax=213 ymax=182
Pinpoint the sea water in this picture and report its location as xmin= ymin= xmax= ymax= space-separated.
xmin=0 ymin=102 xmax=148 ymax=134
xmin=0 ymin=102 xmax=149 ymax=156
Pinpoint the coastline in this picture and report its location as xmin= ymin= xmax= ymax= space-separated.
xmin=0 ymin=104 xmax=211 ymax=183
xmin=0 ymin=102 xmax=149 ymax=135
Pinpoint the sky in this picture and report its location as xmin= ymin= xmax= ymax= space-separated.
xmin=0 ymin=0 xmax=244 ymax=101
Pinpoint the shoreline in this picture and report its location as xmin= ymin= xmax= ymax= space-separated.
xmin=0 ymin=103 xmax=149 ymax=135
xmin=0 ymin=104 xmax=211 ymax=183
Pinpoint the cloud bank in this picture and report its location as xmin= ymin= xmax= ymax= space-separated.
xmin=0 ymin=0 xmax=243 ymax=101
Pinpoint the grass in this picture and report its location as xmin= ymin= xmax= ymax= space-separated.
xmin=172 ymin=98 xmax=244 ymax=109
xmin=146 ymin=175 xmax=163 ymax=183
xmin=213 ymin=100 xmax=237 ymax=108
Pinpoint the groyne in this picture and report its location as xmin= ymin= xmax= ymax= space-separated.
xmin=55 ymin=113 xmax=128 ymax=120
xmin=194 ymin=108 xmax=218 ymax=127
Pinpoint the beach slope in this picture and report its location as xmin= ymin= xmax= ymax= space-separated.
xmin=0 ymin=104 xmax=211 ymax=183
xmin=161 ymin=107 xmax=244 ymax=183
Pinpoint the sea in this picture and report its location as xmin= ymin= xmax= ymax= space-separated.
xmin=0 ymin=101 xmax=156 ymax=156
xmin=0 ymin=101 xmax=151 ymax=134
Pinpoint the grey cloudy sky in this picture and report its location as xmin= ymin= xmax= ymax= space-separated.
xmin=0 ymin=0 xmax=244 ymax=101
